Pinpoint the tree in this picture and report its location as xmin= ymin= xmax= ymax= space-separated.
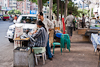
xmin=91 ymin=8 xmax=94 ymax=17
xmin=78 ymin=9 xmax=88 ymax=17
xmin=57 ymin=0 xmax=59 ymax=21
xmin=68 ymin=1 xmax=79 ymax=16
xmin=49 ymin=0 xmax=53 ymax=20
xmin=8 ymin=10 xmax=21 ymax=15
xmin=64 ymin=0 xmax=68 ymax=19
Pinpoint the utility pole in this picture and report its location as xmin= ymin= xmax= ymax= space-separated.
xmin=49 ymin=0 xmax=53 ymax=21
xmin=57 ymin=0 xmax=59 ymax=21
xmin=37 ymin=0 xmax=43 ymax=12
xmin=64 ymin=0 xmax=68 ymax=20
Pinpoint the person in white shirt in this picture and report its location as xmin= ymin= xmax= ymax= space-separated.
xmin=38 ymin=12 xmax=54 ymax=60
xmin=65 ymin=11 xmax=74 ymax=40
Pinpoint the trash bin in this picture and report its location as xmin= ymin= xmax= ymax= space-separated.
xmin=13 ymin=47 xmax=34 ymax=67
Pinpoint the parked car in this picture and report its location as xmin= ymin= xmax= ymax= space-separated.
xmin=6 ymin=14 xmax=37 ymax=42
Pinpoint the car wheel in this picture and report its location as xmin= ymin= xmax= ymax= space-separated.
xmin=8 ymin=38 xmax=14 ymax=43
xmin=3 ymin=19 xmax=6 ymax=21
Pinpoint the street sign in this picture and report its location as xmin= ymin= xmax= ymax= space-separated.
xmin=1 ymin=6 xmax=7 ymax=10
xmin=30 ymin=10 xmax=37 ymax=14
xmin=7 ymin=7 xmax=12 ymax=11
xmin=47 ymin=1 xmax=49 ymax=4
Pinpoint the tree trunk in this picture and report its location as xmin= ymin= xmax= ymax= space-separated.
xmin=38 ymin=0 xmax=43 ymax=12
xmin=64 ymin=0 xmax=68 ymax=20
xmin=49 ymin=0 xmax=53 ymax=21
xmin=61 ymin=1 xmax=63 ymax=21
xmin=57 ymin=0 xmax=59 ymax=21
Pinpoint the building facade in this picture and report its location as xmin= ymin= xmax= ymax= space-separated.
xmin=0 ymin=0 xmax=31 ymax=14
xmin=8 ymin=0 xmax=17 ymax=10
xmin=30 ymin=2 xmax=36 ymax=10
xmin=17 ymin=0 xmax=30 ymax=14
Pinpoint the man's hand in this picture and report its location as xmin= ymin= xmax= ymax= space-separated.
xmin=49 ymin=28 xmax=54 ymax=31
xmin=29 ymin=32 xmax=32 ymax=35
xmin=49 ymin=29 xmax=52 ymax=31
xmin=33 ymin=30 xmax=37 ymax=34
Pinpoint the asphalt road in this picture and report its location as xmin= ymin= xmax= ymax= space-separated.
xmin=0 ymin=20 xmax=13 ymax=67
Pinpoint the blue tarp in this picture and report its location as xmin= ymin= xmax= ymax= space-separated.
xmin=56 ymin=33 xmax=62 ymax=38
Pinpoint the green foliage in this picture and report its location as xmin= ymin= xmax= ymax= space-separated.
xmin=78 ymin=9 xmax=88 ymax=17
xmin=29 ymin=0 xmax=37 ymax=3
xmin=68 ymin=1 xmax=81 ymax=16
xmin=17 ymin=0 xmax=23 ymax=1
xmin=53 ymin=1 xmax=81 ymax=17
xmin=8 ymin=10 xmax=21 ymax=15
xmin=53 ymin=3 xmax=57 ymax=15
xmin=91 ymin=8 xmax=94 ymax=17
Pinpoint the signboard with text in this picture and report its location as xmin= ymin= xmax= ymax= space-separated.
xmin=1 ymin=6 xmax=7 ymax=10
xmin=30 ymin=10 xmax=37 ymax=14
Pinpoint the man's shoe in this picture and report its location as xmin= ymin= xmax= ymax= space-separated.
xmin=48 ymin=58 xmax=52 ymax=60
xmin=52 ymin=53 xmax=54 ymax=57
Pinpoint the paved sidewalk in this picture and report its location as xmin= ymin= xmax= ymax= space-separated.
xmin=35 ymin=43 xmax=99 ymax=67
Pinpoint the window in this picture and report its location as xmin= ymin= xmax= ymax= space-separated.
xmin=17 ymin=6 xmax=19 ymax=8
xmin=5 ymin=4 xmax=6 ymax=7
xmin=20 ymin=16 xmax=37 ymax=24
xmin=13 ymin=3 xmax=16 ymax=4
xmin=27 ymin=0 xmax=29 ymax=2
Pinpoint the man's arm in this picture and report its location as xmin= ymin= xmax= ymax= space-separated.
xmin=64 ymin=17 xmax=67 ymax=24
xmin=47 ymin=19 xmax=54 ymax=31
xmin=31 ymin=29 xmax=42 ymax=38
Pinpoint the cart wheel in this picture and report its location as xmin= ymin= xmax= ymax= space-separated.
xmin=8 ymin=38 xmax=14 ymax=43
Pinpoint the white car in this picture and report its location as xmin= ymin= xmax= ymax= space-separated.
xmin=6 ymin=14 xmax=37 ymax=42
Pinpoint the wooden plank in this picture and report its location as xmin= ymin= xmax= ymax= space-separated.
xmin=49 ymin=30 xmax=54 ymax=46
xmin=78 ymin=28 xmax=88 ymax=35
xmin=14 ymin=37 xmax=30 ymax=41
xmin=78 ymin=28 xmax=98 ymax=35
xmin=71 ymin=35 xmax=89 ymax=42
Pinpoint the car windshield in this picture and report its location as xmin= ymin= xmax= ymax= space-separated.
xmin=20 ymin=16 xmax=37 ymax=24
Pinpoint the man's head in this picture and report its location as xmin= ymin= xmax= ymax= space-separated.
xmin=38 ymin=12 xmax=44 ymax=20
xmin=15 ymin=15 xmax=17 ymax=17
xmin=68 ymin=11 xmax=72 ymax=15
xmin=83 ymin=14 xmax=84 ymax=17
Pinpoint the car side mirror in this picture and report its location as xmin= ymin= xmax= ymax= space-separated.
xmin=13 ymin=20 xmax=17 ymax=24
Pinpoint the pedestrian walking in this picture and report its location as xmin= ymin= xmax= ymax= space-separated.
xmin=65 ymin=11 xmax=74 ymax=40
xmin=14 ymin=15 xmax=17 ymax=21
xmin=38 ymin=12 xmax=54 ymax=60
xmin=82 ymin=14 xmax=85 ymax=28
